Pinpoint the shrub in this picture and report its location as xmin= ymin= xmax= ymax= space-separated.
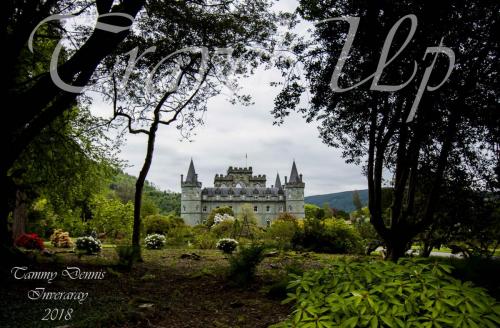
xmin=144 ymin=233 xmax=166 ymax=250
xmin=194 ymin=234 xmax=217 ymax=249
xmin=267 ymin=219 xmax=298 ymax=250
xmin=115 ymin=245 xmax=137 ymax=268
xmin=165 ymin=226 xmax=192 ymax=246
xmin=271 ymin=258 xmax=500 ymax=328
xmin=75 ymin=236 xmax=102 ymax=254
xmin=89 ymin=195 xmax=133 ymax=239
xmin=144 ymin=214 xmax=184 ymax=235
xmin=15 ymin=233 xmax=45 ymax=250
xmin=228 ymin=243 xmax=266 ymax=285
xmin=50 ymin=229 xmax=73 ymax=248
xmin=211 ymin=219 xmax=235 ymax=238
xmin=292 ymin=218 xmax=363 ymax=254
xmin=216 ymin=238 xmax=239 ymax=254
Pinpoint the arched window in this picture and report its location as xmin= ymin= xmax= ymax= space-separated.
xmin=183 ymin=205 xmax=186 ymax=211
xmin=203 ymin=206 xmax=207 ymax=212
xmin=266 ymin=205 xmax=270 ymax=212
xmin=253 ymin=206 xmax=258 ymax=213
xmin=288 ymin=205 xmax=292 ymax=211
xmin=266 ymin=219 xmax=271 ymax=228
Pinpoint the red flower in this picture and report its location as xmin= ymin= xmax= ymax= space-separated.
xmin=15 ymin=233 xmax=45 ymax=250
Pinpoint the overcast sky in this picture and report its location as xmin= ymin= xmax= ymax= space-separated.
xmin=89 ymin=0 xmax=367 ymax=196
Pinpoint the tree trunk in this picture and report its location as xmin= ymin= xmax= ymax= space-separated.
xmin=0 ymin=173 xmax=15 ymax=249
xmin=385 ymin=236 xmax=409 ymax=261
xmin=131 ymin=123 xmax=159 ymax=261
xmin=12 ymin=189 xmax=28 ymax=240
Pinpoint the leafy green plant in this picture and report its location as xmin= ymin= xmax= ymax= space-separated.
xmin=143 ymin=214 xmax=184 ymax=235
xmin=115 ymin=245 xmax=137 ymax=269
xmin=194 ymin=234 xmax=217 ymax=249
xmin=293 ymin=218 xmax=363 ymax=254
xmin=228 ymin=243 xmax=266 ymax=286
xmin=211 ymin=219 xmax=236 ymax=238
xmin=271 ymin=258 xmax=500 ymax=328
xmin=267 ymin=219 xmax=298 ymax=250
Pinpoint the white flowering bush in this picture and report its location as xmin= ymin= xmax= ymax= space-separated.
xmin=216 ymin=238 xmax=239 ymax=254
xmin=144 ymin=233 xmax=166 ymax=250
xmin=75 ymin=236 xmax=102 ymax=254
xmin=214 ymin=213 xmax=234 ymax=225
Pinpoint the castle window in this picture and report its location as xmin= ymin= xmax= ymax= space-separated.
xmin=203 ymin=206 xmax=207 ymax=212
xmin=253 ymin=206 xmax=258 ymax=213
xmin=266 ymin=205 xmax=270 ymax=212
xmin=183 ymin=205 xmax=186 ymax=211
xmin=288 ymin=205 xmax=292 ymax=211
xmin=266 ymin=219 xmax=271 ymax=227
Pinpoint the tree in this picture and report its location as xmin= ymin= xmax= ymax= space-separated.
xmin=101 ymin=0 xmax=277 ymax=257
xmin=322 ymin=202 xmax=334 ymax=218
xmin=2 ymin=0 xmax=146 ymax=248
xmin=273 ymin=0 xmax=499 ymax=260
xmin=10 ymin=107 xmax=117 ymax=239
xmin=352 ymin=190 xmax=363 ymax=211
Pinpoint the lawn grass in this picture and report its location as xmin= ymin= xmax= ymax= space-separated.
xmin=1 ymin=246 xmax=341 ymax=328
xmin=2 ymin=245 xmax=498 ymax=327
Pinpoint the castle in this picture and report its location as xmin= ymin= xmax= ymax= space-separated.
xmin=180 ymin=160 xmax=305 ymax=226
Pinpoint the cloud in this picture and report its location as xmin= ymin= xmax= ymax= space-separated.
xmin=88 ymin=0 xmax=367 ymax=196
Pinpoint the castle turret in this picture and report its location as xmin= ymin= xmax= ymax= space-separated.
xmin=274 ymin=173 xmax=282 ymax=189
xmin=181 ymin=159 xmax=202 ymax=225
xmin=284 ymin=161 xmax=305 ymax=218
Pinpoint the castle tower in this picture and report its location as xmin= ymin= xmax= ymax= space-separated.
xmin=284 ymin=161 xmax=305 ymax=218
xmin=181 ymin=159 xmax=202 ymax=225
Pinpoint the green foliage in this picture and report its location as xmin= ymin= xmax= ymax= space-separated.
xmin=109 ymin=171 xmax=181 ymax=215
xmin=13 ymin=106 xmax=118 ymax=234
xmin=293 ymin=218 xmax=363 ymax=254
xmin=305 ymin=204 xmax=323 ymax=220
xmin=165 ymin=226 xmax=192 ymax=246
xmin=273 ymin=258 xmax=500 ymax=328
xmin=115 ymin=245 xmax=138 ymax=269
xmin=194 ymin=234 xmax=218 ymax=249
xmin=228 ymin=243 xmax=266 ymax=286
xmin=206 ymin=206 xmax=234 ymax=227
xmin=89 ymin=194 xmax=134 ymax=239
xmin=143 ymin=214 xmax=184 ymax=235
xmin=144 ymin=234 xmax=166 ymax=250
xmin=216 ymin=238 xmax=239 ymax=254
xmin=267 ymin=219 xmax=299 ymax=250
xmin=211 ymin=219 xmax=236 ymax=238
xmin=354 ymin=218 xmax=383 ymax=255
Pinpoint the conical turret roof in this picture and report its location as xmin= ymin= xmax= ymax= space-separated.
xmin=275 ymin=173 xmax=282 ymax=188
xmin=289 ymin=161 xmax=300 ymax=184
xmin=185 ymin=159 xmax=197 ymax=183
